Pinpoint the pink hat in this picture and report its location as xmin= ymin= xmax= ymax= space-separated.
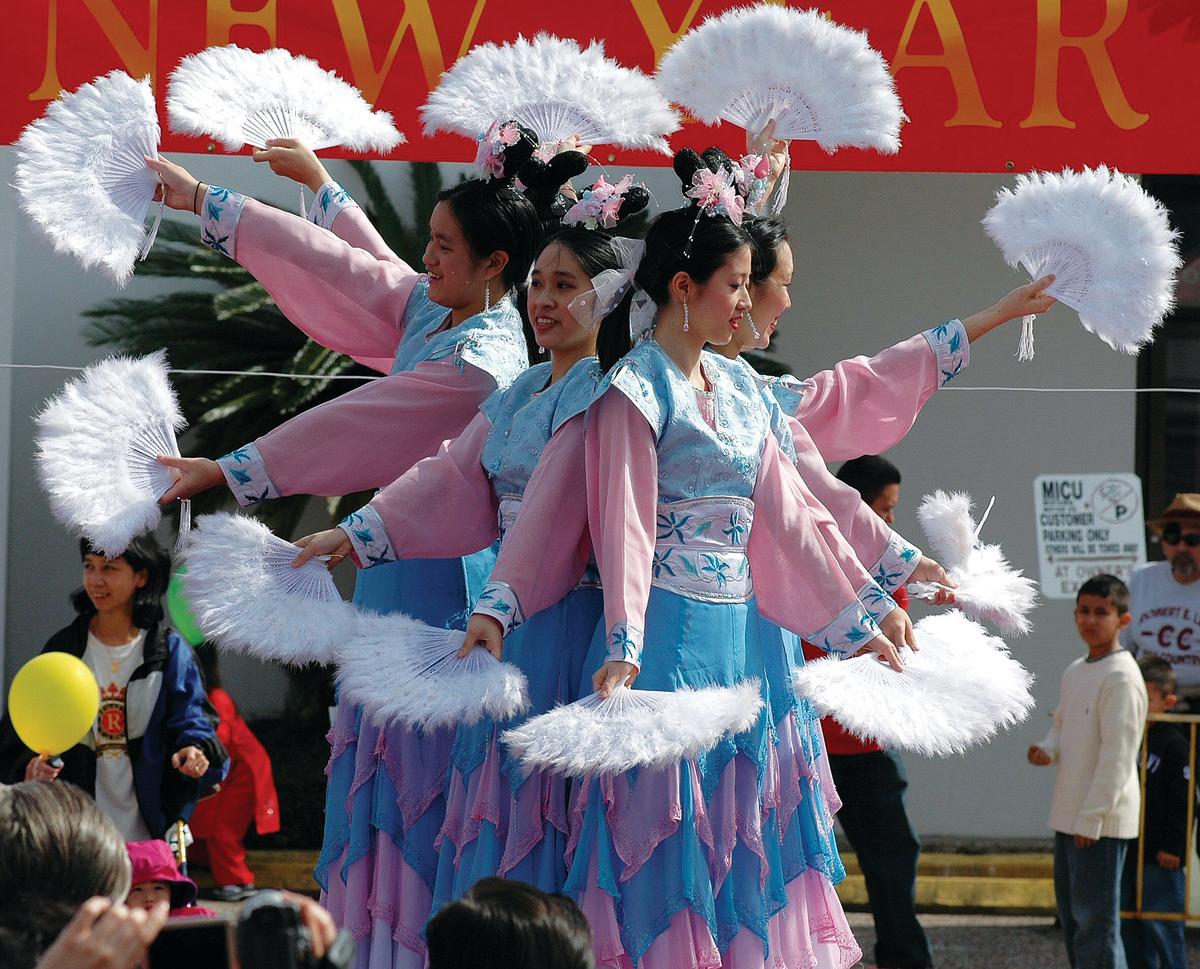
xmin=127 ymin=839 xmax=198 ymax=909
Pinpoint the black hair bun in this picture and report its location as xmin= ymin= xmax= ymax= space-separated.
xmin=518 ymin=150 xmax=590 ymax=227
xmin=519 ymin=150 xmax=590 ymax=191
xmin=616 ymin=185 xmax=651 ymax=225
xmin=673 ymin=147 xmax=738 ymax=196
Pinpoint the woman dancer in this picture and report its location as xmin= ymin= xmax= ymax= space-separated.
xmin=292 ymin=188 xmax=647 ymax=951
xmin=145 ymin=130 xmax=543 ymax=965
xmin=461 ymin=168 xmax=929 ymax=968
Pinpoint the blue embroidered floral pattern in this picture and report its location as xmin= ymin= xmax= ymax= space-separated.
xmin=870 ymin=530 xmax=922 ymax=593
xmin=307 ymin=181 xmax=357 ymax=231
xmin=813 ymin=598 xmax=883 ymax=659
xmin=756 ymin=373 xmax=809 ymax=416
xmin=923 ymin=318 xmax=970 ymax=388
xmin=858 ymin=580 xmax=898 ymax=624
xmin=605 ymin=621 xmax=643 ymax=667
xmin=200 ymin=185 xmax=245 ymax=259
xmin=472 ymin=581 xmax=525 ymax=637
xmin=215 ymin=442 xmax=278 ymax=506
xmin=338 ymin=506 xmax=394 ymax=567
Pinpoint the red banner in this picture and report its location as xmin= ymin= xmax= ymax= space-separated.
xmin=3 ymin=0 xmax=1197 ymax=173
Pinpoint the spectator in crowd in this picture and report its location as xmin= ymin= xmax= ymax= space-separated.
xmin=126 ymin=839 xmax=217 ymax=918
xmin=190 ymin=643 xmax=280 ymax=901
xmin=1029 ymin=573 xmax=1148 ymax=969
xmin=801 ymin=454 xmax=933 ymax=969
xmin=0 ymin=533 xmax=227 ymax=841
xmin=1125 ymin=494 xmax=1200 ymax=708
xmin=425 ymin=878 xmax=594 ymax=969
xmin=0 ymin=780 xmax=166 ymax=969
xmin=1121 ymin=657 xmax=1189 ymax=969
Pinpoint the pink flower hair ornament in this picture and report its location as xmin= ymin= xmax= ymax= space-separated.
xmin=564 ymin=174 xmax=639 ymax=230
xmin=474 ymin=120 xmax=535 ymax=181
xmin=685 ymin=166 xmax=746 ymax=226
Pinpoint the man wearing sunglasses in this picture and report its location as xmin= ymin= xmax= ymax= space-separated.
xmin=1125 ymin=494 xmax=1200 ymax=710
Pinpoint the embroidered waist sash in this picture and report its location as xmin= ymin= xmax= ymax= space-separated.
xmin=652 ymin=497 xmax=754 ymax=603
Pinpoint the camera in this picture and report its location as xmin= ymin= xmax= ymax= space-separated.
xmin=236 ymin=891 xmax=355 ymax=969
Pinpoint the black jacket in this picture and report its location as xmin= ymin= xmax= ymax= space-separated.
xmin=0 ymin=615 xmax=227 ymax=835
xmin=1141 ymin=721 xmax=1190 ymax=859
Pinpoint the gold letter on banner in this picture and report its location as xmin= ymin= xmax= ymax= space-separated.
xmin=330 ymin=0 xmax=446 ymax=101
xmin=891 ymin=0 xmax=1000 ymax=128
xmin=630 ymin=0 xmax=707 ymax=61
xmin=30 ymin=0 xmax=159 ymax=100
xmin=1021 ymin=0 xmax=1147 ymax=129
xmin=207 ymin=0 xmax=277 ymax=47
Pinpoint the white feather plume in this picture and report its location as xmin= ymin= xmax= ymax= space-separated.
xmin=336 ymin=614 xmax=529 ymax=731
xmin=168 ymin=45 xmax=404 ymax=152
xmin=182 ymin=513 xmax=355 ymax=665
xmin=501 ymin=681 xmax=763 ymax=778
xmin=910 ymin=491 xmax=1039 ymax=636
xmin=794 ymin=612 xmax=1035 ymax=758
xmin=35 ymin=352 xmax=183 ymax=557
xmin=14 ymin=71 xmax=161 ymax=286
xmin=421 ymin=33 xmax=679 ymax=154
xmin=982 ymin=166 xmax=1181 ymax=355
xmin=656 ymin=6 xmax=903 ymax=153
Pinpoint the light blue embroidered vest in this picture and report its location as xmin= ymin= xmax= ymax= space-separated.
xmin=596 ymin=341 xmax=776 ymax=604
xmin=390 ymin=278 xmax=528 ymax=391
xmin=481 ymin=357 xmax=602 ymax=591
xmin=480 ymin=357 xmax=601 ymax=502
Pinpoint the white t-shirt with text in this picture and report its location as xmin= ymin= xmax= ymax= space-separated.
xmin=1126 ymin=561 xmax=1200 ymax=693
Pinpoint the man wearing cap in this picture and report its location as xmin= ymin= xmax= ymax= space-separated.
xmin=1125 ymin=494 xmax=1200 ymax=707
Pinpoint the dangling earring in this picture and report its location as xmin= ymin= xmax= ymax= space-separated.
xmin=747 ymin=311 xmax=760 ymax=341
xmin=538 ymin=344 xmax=546 ymax=356
xmin=484 ymin=280 xmax=491 ymax=313
xmin=682 ymin=297 xmax=689 ymax=333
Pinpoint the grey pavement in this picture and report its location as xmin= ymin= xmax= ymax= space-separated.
xmin=847 ymin=911 xmax=1200 ymax=968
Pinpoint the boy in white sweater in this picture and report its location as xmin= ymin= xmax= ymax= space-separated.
xmin=1029 ymin=574 xmax=1149 ymax=969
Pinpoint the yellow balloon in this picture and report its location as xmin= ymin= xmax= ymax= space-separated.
xmin=8 ymin=652 xmax=100 ymax=757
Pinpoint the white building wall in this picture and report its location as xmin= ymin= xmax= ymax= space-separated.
xmin=1 ymin=153 xmax=1137 ymax=837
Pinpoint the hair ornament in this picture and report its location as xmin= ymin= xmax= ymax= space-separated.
xmin=685 ymin=166 xmax=746 ymax=227
xmin=567 ymin=236 xmax=647 ymax=333
xmin=473 ymin=120 xmax=538 ymax=182
xmin=564 ymin=175 xmax=639 ymax=230
xmin=734 ymin=153 xmax=771 ymax=214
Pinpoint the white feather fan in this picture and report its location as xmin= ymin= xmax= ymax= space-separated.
xmin=421 ymin=33 xmax=679 ymax=155
xmin=982 ymin=166 xmax=1181 ymax=359
xmin=167 ymin=45 xmax=404 ymax=152
xmin=183 ymin=512 xmax=355 ymax=665
xmin=793 ymin=612 xmax=1034 ymax=758
xmin=910 ymin=491 xmax=1039 ymax=636
xmin=336 ymin=614 xmax=529 ymax=731
xmin=501 ymin=681 xmax=763 ymax=777
xmin=15 ymin=71 xmax=162 ymax=286
xmin=656 ymin=6 xmax=903 ymax=153
xmin=35 ymin=352 xmax=184 ymax=557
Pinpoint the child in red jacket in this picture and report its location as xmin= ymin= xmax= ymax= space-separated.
xmin=189 ymin=645 xmax=280 ymax=901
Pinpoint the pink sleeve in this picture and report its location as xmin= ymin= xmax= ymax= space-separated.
xmin=472 ymin=416 xmax=593 ymax=632
xmin=787 ymin=416 xmax=920 ymax=593
xmin=795 ymin=321 xmax=969 ymax=461
xmin=584 ymin=392 xmax=658 ymax=669
xmin=214 ymin=361 xmax=496 ymax=503
xmin=339 ymin=413 xmax=499 ymax=566
xmin=749 ymin=435 xmax=894 ymax=656
xmin=225 ymin=195 xmax=420 ymax=372
xmin=310 ymin=182 xmax=411 ymax=269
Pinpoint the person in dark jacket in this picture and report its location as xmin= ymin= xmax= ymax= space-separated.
xmin=1121 ymin=657 xmax=1190 ymax=969
xmin=0 ymin=533 xmax=226 ymax=840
